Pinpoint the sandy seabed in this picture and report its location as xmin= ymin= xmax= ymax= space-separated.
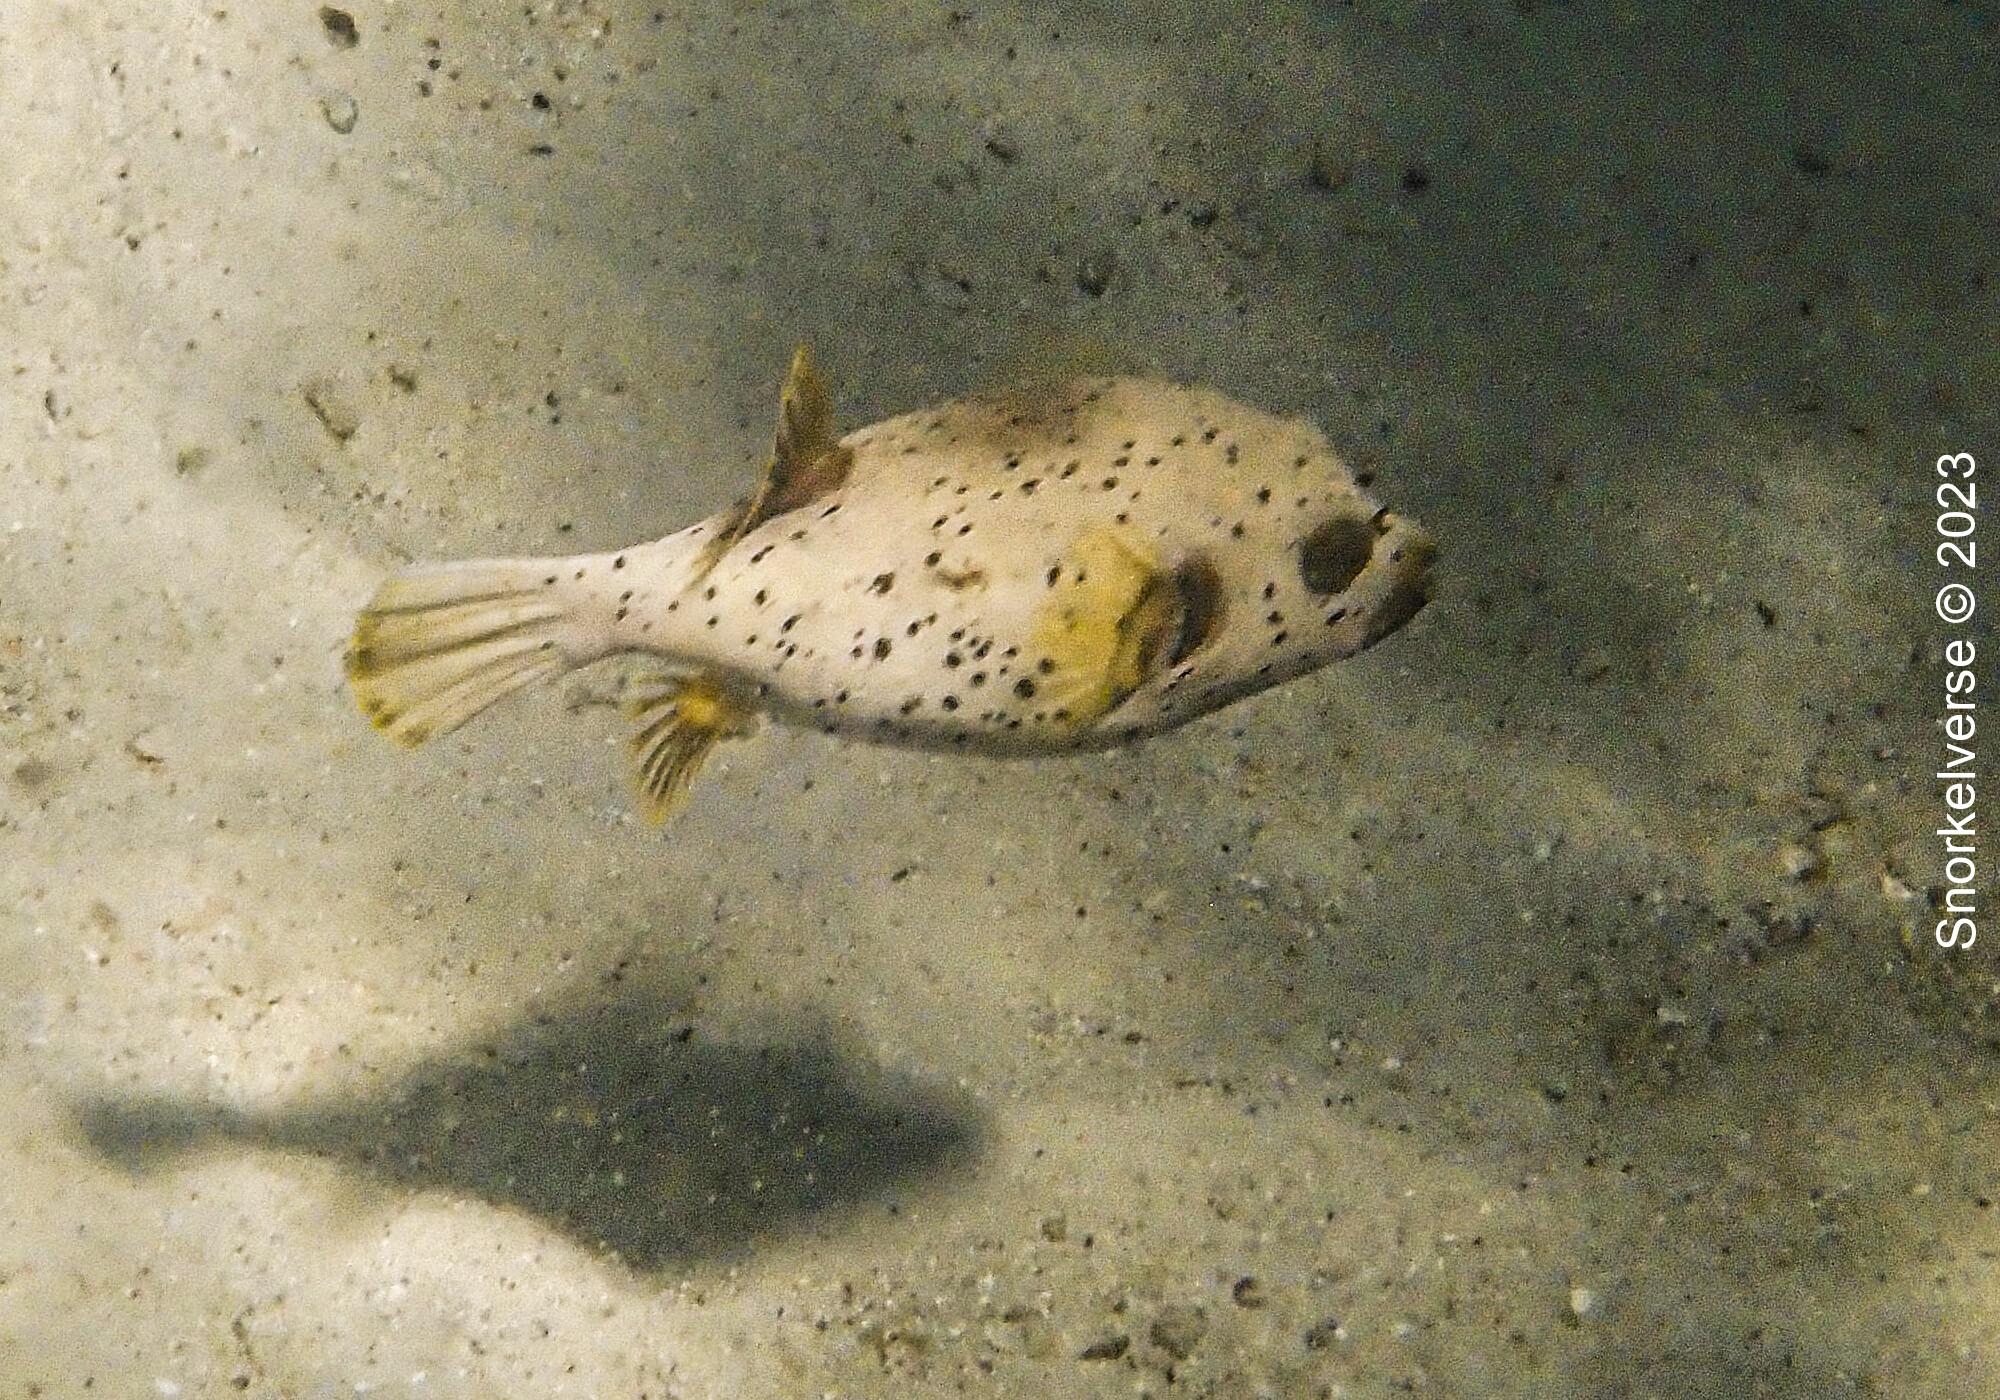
xmin=3 ymin=3 xmax=1997 ymax=1397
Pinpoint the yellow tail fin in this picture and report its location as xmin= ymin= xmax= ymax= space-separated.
xmin=346 ymin=560 xmax=579 ymax=746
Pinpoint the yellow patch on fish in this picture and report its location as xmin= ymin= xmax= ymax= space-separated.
xmin=1030 ymin=527 xmax=1174 ymax=731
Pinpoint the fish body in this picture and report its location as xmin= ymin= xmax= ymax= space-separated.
xmin=348 ymin=351 xmax=1435 ymax=817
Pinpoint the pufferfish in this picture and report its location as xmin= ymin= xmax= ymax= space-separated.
xmin=346 ymin=348 xmax=1436 ymax=820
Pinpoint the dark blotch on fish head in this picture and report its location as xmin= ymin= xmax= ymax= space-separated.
xmin=1166 ymin=553 xmax=1224 ymax=666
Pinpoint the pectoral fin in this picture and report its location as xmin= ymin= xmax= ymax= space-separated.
xmin=695 ymin=344 xmax=852 ymax=577
xmin=1029 ymin=527 xmax=1182 ymax=729
xmin=623 ymin=672 xmax=759 ymax=823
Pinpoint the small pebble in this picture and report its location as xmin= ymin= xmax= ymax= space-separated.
xmin=1776 ymin=841 xmax=1822 ymax=882
xmin=1573 ymin=647 xmax=1614 ymax=683
xmin=980 ymin=120 xmax=1021 ymax=163
xmin=1569 ymin=1286 xmax=1598 ymax=1319
xmin=301 ymin=379 xmax=359 ymax=441
xmin=1078 ymin=1334 xmax=1128 ymax=1361
xmin=1149 ymin=1302 xmax=1207 ymax=1361
xmin=1307 ymin=141 xmax=1353 ymax=191
xmin=1303 ymin=1316 xmax=1343 ymax=1350
xmin=321 ymin=92 xmax=359 ymax=134
xmin=1076 ymin=250 xmax=1115 ymax=297
xmin=319 ymin=6 xmax=359 ymax=48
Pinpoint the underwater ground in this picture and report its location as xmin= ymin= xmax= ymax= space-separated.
xmin=3 ymin=2 xmax=1997 ymax=1396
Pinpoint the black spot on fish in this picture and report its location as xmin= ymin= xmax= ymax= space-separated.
xmin=875 ymin=637 xmax=892 ymax=659
xmin=870 ymin=572 xmax=895 ymax=594
xmin=1014 ymin=677 xmax=1037 ymax=699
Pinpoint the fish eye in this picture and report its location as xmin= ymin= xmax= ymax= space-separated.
xmin=1298 ymin=514 xmax=1376 ymax=596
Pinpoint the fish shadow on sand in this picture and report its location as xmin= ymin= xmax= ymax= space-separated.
xmin=73 ymin=991 xmax=985 ymax=1271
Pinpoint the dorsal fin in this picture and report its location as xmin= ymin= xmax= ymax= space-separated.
xmin=693 ymin=344 xmax=851 ymax=579
xmin=773 ymin=341 xmax=837 ymax=478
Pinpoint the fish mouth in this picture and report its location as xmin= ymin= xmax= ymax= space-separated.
xmin=1358 ymin=509 xmax=1438 ymax=645
xmin=1376 ymin=510 xmax=1438 ymax=584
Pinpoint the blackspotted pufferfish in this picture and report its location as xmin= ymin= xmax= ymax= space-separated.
xmin=347 ymin=348 xmax=1437 ymax=820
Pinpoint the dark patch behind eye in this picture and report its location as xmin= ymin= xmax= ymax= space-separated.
xmin=1299 ymin=515 xmax=1375 ymax=595
xmin=1167 ymin=553 xmax=1224 ymax=667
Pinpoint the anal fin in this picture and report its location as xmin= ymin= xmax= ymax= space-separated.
xmin=623 ymin=672 xmax=759 ymax=823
